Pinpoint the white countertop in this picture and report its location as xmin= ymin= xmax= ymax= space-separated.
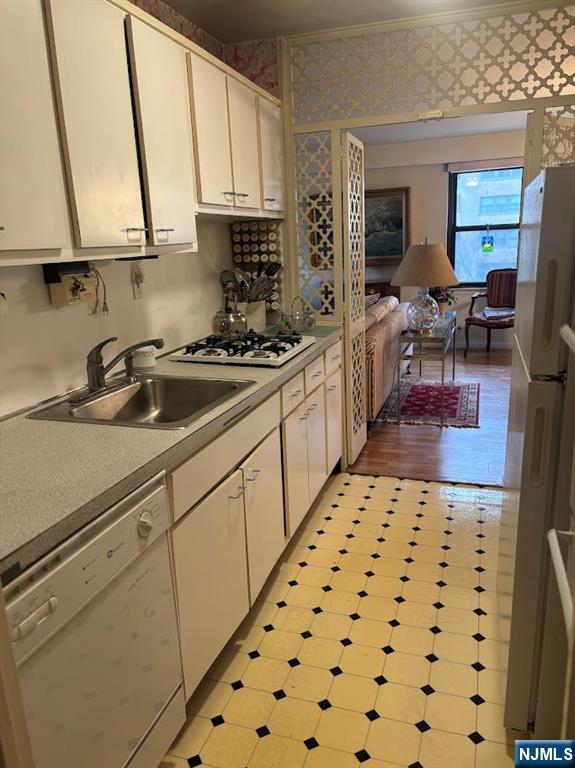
xmin=0 ymin=327 xmax=342 ymax=582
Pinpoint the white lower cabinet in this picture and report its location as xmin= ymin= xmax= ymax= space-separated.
xmin=172 ymin=469 xmax=250 ymax=698
xmin=306 ymin=386 xmax=328 ymax=502
xmin=282 ymin=403 xmax=311 ymax=537
xmin=241 ymin=428 xmax=286 ymax=602
xmin=169 ymin=349 xmax=340 ymax=701
xmin=325 ymin=369 xmax=343 ymax=473
xmin=282 ymin=385 xmax=328 ymax=538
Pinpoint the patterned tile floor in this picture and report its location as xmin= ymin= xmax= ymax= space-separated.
xmin=162 ymin=473 xmax=520 ymax=768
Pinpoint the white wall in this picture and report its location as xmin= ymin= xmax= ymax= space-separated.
xmin=0 ymin=218 xmax=231 ymax=416
xmin=365 ymin=130 xmax=525 ymax=350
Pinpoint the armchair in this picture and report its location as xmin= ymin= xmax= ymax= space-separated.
xmin=464 ymin=268 xmax=517 ymax=357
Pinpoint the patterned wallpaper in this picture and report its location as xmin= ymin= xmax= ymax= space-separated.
xmin=130 ymin=0 xmax=279 ymax=94
xmin=131 ymin=0 xmax=224 ymax=57
xmin=289 ymin=4 xmax=575 ymax=123
xmin=224 ymin=39 xmax=279 ymax=96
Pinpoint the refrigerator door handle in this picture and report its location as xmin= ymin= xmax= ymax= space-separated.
xmin=560 ymin=324 xmax=575 ymax=355
xmin=541 ymin=260 xmax=558 ymax=350
xmin=547 ymin=529 xmax=574 ymax=645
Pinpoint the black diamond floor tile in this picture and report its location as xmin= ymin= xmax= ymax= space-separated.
xmin=304 ymin=737 xmax=319 ymax=750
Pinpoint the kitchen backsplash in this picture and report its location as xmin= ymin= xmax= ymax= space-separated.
xmin=0 ymin=219 xmax=231 ymax=417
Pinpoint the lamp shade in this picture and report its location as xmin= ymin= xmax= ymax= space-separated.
xmin=391 ymin=242 xmax=458 ymax=287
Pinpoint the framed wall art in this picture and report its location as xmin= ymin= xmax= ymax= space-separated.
xmin=365 ymin=187 xmax=410 ymax=266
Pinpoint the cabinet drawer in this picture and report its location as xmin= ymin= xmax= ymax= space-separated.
xmin=169 ymin=393 xmax=280 ymax=521
xmin=304 ymin=356 xmax=325 ymax=394
xmin=281 ymin=372 xmax=305 ymax=417
xmin=325 ymin=341 xmax=342 ymax=376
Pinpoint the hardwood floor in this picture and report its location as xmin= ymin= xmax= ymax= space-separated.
xmin=350 ymin=349 xmax=512 ymax=487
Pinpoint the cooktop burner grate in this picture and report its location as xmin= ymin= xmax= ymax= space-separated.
xmin=170 ymin=331 xmax=316 ymax=367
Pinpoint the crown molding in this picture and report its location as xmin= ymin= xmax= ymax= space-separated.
xmin=283 ymin=0 xmax=571 ymax=46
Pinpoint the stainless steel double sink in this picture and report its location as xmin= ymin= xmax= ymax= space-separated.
xmin=28 ymin=374 xmax=254 ymax=430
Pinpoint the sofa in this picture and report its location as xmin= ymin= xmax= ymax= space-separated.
xmin=364 ymin=295 xmax=409 ymax=422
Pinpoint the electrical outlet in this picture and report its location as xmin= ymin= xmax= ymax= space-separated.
xmin=48 ymin=273 xmax=98 ymax=307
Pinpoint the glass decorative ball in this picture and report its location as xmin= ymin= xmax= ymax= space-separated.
xmin=407 ymin=288 xmax=440 ymax=332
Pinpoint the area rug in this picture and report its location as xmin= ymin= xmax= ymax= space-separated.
xmin=377 ymin=379 xmax=480 ymax=427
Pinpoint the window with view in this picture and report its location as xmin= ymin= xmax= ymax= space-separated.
xmin=447 ymin=167 xmax=523 ymax=285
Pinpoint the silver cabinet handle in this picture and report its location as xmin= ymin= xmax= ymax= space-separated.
xmin=236 ymin=193 xmax=249 ymax=201
xmin=327 ymin=384 xmax=337 ymax=391
xmin=246 ymin=469 xmax=261 ymax=482
xmin=228 ymin=485 xmax=246 ymax=500
xmin=308 ymin=402 xmax=318 ymax=410
xmin=290 ymin=389 xmax=302 ymax=398
xmin=223 ymin=192 xmax=235 ymax=202
xmin=264 ymin=197 xmax=276 ymax=202
xmin=125 ymin=227 xmax=147 ymax=233
xmin=156 ymin=228 xmax=175 ymax=233
xmin=312 ymin=372 xmax=322 ymax=378
xmin=332 ymin=355 xmax=341 ymax=361
xmin=299 ymin=414 xmax=308 ymax=421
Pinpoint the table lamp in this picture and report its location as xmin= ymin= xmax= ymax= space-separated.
xmin=391 ymin=240 xmax=458 ymax=334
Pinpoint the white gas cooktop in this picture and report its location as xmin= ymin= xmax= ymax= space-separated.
xmin=171 ymin=331 xmax=316 ymax=367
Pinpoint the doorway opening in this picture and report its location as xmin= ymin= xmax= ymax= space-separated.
xmin=348 ymin=110 xmax=530 ymax=486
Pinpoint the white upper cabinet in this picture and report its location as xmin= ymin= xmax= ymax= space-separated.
xmin=0 ymin=0 xmax=70 ymax=251
xmin=227 ymin=78 xmax=261 ymax=209
xmin=127 ymin=17 xmax=197 ymax=246
xmin=46 ymin=0 xmax=145 ymax=248
xmin=189 ymin=54 xmax=234 ymax=207
xmin=259 ymin=98 xmax=284 ymax=212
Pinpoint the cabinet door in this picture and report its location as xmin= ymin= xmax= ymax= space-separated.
xmin=325 ymin=369 xmax=343 ymax=474
xmin=227 ymin=78 xmax=261 ymax=209
xmin=189 ymin=54 xmax=234 ymax=206
xmin=283 ymin=404 xmax=310 ymax=538
xmin=307 ymin=386 xmax=328 ymax=502
xmin=259 ymin=98 xmax=284 ymax=211
xmin=0 ymin=0 xmax=70 ymax=251
xmin=127 ymin=17 xmax=197 ymax=246
xmin=46 ymin=0 xmax=144 ymax=247
xmin=172 ymin=470 xmax=250 ymax=698
xmin=241 ymin=428 xmax=286 ymax=601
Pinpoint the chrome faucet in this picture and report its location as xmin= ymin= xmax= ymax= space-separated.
xmin=86 ymin=337 xmax=165 ymax=393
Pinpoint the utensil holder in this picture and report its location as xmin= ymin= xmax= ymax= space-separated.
xmin=237 ymin=301 xmax=267 ymax=332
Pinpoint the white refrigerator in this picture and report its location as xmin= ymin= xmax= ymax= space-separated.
xmin=499 ymin=164 xmax=575 ymax=733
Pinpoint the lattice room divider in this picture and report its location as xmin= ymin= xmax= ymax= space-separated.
xmin=342 ymin=134 xmax=367 ymax=464
xmin=289 ymin=5 xmax=575 ymax=125
xmin=542 ymin=104 xmax=575 ymax=166
xmin=293 ymin=132 xmax=338 ymax=318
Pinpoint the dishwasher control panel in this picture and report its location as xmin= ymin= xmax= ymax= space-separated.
xmin=6 ymin=482 xmax=169 ymax=665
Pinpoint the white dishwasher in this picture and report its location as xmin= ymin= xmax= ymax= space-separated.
xmin=4 ymin=473 xmax=185 ymax=768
